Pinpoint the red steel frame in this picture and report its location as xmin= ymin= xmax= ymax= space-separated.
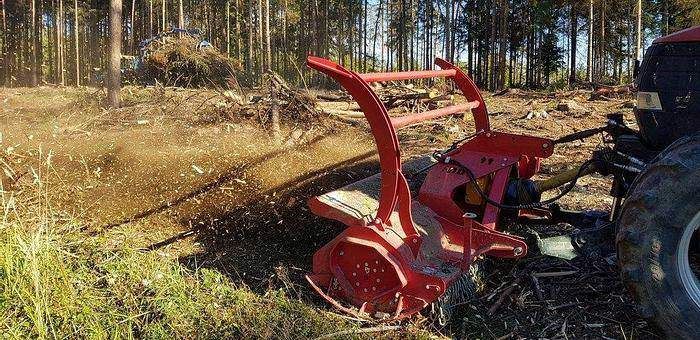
xmin=305 ymin=56 xmax=554 ymax=319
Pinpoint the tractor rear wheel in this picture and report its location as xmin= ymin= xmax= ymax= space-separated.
xmin=617 ymin=132 xmax=700 ymax=339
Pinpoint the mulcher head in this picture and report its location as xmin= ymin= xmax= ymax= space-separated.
xmin=305 ymin=56 xmax=554 ymax=320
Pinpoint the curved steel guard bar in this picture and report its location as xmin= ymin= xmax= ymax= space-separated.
xmin=307 ymin=56 xmax=401 ymax=224
xmin=306 ymin=56 xmax=490 ymax=225
xmin=434 ymin=58 xmax=490 ymax=133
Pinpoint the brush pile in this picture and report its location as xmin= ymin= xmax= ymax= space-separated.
xmin=228 ymin=72 xmax=323 ymax=129
xmin=139 ymin=35 xmax=239 ymax=88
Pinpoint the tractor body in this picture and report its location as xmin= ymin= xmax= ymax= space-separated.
xmin=635 ymin=26 xmax=700 ymax=151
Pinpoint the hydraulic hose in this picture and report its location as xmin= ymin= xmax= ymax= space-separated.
xmin=433 ymin=152 xmax=602 ymax=210
xmin=533 ymin=163 xmax=599 ymax=193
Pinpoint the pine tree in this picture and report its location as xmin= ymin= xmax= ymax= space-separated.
xmin=108 ymin=0 xmax=122 ymax=108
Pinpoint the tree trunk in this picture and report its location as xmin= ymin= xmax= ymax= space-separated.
xmin=129 ymin=0 xmax=135 ymax=51
xmin=236 ymin=0 xmax=242 ymax=61
xmin=362 ymin=0 xmax=367 ymax=71
xmin=75 ymin=0 xmax=80 ymax=86
xmin=444 ymin=0 xmax=450 ymax=61
xmin=467 ymin=12 xmax=473 ymax=77
xmin=600 ymin=0 xmax=605 ymax=78
xmin=226 ymin=0 xmax=230 ymax=56
xmin=498 ymin=0 xmax=507 ymax=89
xmin=31 ymin=0 xmax=38 ymax=86
xmin=108 ymin=0 xmax=122 ymax=108
xmin=281 ymin=0 xmax=287 ymax=69
xmin=149 ymin=0 xmax=153 ymax=35
xmin=257 ymin=0 xmax=263 ymax=75
xmin=489 ymin=1 xmax=496 ymax=90
xmin=247 ymin=0 xmax=253 ymax=73
xmin=569 ymin=2 xmax=577 ymax=86
xmin=59 ymin=0 xmax=65 ymax=85
xmin=264 ymin=0 xmax=270 ymax=71
xmin=162 ymin=0 xmax=166 ymax=32
xmin=178 ymin=0 xmax=184 ymax=30
xmin=381 ymin=0 xmax=386 ymax=69
xmin=372 ymin=0 xmax=382 ymax=70
xmin=587 ymin=0 xmax=593 ymax=83
xmin=635 ymin=0 xmax=642 ymax=60
xmin=348 ymin=0 xmax=354 ymax=69
xmin=323 ymin=0 xmax=328 ymax=56
xmin=1 ymin=0 xmax=5 ymax=85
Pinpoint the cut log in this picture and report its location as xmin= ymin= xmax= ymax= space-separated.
xmin=556 ymin=100 xmax=589 ymax=113
xmin=316 ymin=101 xmax=361 ymax=111
xmin=323 ymin=109 xmax=366 ymax=119
xmin=316 ymin=92 xmax=347 ymax=101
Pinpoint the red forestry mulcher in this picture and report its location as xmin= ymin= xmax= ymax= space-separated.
xmin=304 ymin=26 xmax=700 ymax=338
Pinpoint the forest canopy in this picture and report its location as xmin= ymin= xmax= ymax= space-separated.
xmin=1 ymin=0 xmax=698 ymax=90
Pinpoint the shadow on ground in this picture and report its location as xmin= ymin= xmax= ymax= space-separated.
xmin=147 ymin=152 xmax=381 ymax=294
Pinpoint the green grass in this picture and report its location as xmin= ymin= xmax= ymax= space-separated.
xmin=0 ymin=162 xmax=396 ymax=339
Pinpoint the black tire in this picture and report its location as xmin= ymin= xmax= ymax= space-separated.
xmin=617 ymin=132 xmax=700 ymax=339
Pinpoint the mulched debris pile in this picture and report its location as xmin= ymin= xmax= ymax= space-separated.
xmin=452 ymin=219 xmax=663 ymax=339
xmin=139 ymin=35 xmax=239 ymax=87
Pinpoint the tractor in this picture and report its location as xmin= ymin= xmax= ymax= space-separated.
xmin=304 ymin=26 xmax=699 ymax=338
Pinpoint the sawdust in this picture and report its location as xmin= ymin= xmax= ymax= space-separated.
xmin=1 ymin=88 xmax=375 ymax=227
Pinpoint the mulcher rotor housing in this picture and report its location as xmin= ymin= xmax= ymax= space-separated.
xmin=305 ymin=57 xmax=553 ymax=319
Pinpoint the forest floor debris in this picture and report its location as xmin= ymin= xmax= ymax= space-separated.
xmin=0 ymin=85 xmax=662 ymax=338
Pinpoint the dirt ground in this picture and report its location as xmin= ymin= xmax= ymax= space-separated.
xmin=0 ymin=85 xmax=662 ymax=338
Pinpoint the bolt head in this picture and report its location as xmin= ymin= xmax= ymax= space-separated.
xmin=513 ymin=247 xmax=524 ymax=256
